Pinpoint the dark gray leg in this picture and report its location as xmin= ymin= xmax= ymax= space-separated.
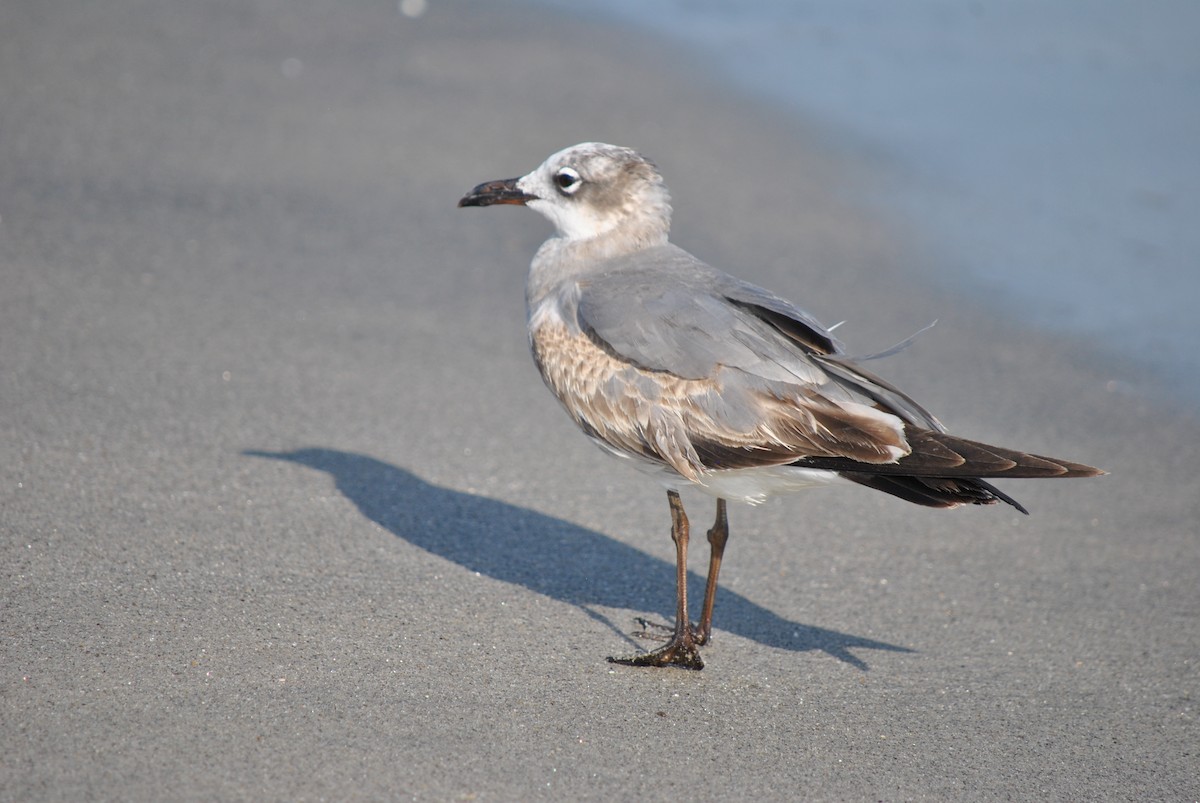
xmin=607 ymin=490 xmax=704 ymax=670
xmin=695 ymin=498 xmax=728 ymax=646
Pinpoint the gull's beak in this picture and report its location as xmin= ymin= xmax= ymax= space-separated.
xmin=457 ymin=177 xmax=536 ymax=208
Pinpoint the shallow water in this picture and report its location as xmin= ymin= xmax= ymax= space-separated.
xmin=537 ymin=0 xmax=1200 ymax=403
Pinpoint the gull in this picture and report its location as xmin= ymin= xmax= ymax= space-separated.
xmin=458 ymin=142 xmax=1103 ymax=670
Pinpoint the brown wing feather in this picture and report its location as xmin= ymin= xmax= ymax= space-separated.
xmin=687 ymin=392 xmax=910 ymax=470
xmin=791 ymin=426 xmax=1104 ymax=479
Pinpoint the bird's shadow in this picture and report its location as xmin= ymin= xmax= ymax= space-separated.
xmin=245 ymin=448 xmax=911 ymax=669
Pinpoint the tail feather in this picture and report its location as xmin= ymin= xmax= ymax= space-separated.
xmin=842 ymin=473 xmax=1031 ymax=514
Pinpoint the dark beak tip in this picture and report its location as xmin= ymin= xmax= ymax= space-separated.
xmin=456 ymin=177 xmax=532 ymax=208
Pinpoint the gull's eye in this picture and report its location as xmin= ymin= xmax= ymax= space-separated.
xmin=554 ymin=167 xmax=581 ymax=195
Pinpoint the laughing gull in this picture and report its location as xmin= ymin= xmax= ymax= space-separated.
xmin=458 ymin=142 xmax=1103 ymax=670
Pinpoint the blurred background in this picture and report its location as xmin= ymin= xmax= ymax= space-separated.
xmin=541 ymin=0 xmax=1200 ymax=404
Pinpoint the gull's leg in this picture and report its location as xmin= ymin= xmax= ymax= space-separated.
xmin=608 ymin=490 xmax=704 ymax=670
xmin=637 ymin=497 xmax=727 ymax=645
xmin=695 ymin=498 xmax=728 ymax=646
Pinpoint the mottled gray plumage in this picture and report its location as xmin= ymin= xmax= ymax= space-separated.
xmin=459 ymin=142 xmax=1103 ymax=669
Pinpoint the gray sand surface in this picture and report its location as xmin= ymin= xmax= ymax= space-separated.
xmin=2 ymin=1 xmax=1196 ymax=800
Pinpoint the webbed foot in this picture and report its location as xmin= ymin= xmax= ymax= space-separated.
xmin=608 ymin=632 xmax=704 ymax=670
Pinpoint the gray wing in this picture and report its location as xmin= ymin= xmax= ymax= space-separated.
xmin=577 ymin=244 xmax=940 ymax=421
xmin=577 ymin=245 xmax=836 ymax=381
xmin=581 ymin=244 xmax=947 ymax=432
xmin=571 ymin=244 xmax=1102 ymax=488
xmin=565 ymin=243 xmax=1104 ymax=503
xmin=573 ymin=245 xmax=919 ymax=469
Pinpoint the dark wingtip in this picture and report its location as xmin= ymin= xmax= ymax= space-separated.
xmin=1049 ymin=459 xmax=1107 ymax=478
xmin=975 ymin=479 xmax=1030 ymax=514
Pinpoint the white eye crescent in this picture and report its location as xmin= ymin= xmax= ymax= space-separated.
xmin=553 ymin=167 xmax=582 ymax=195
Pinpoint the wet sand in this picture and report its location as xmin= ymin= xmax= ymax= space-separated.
xmin=2 ymin=0 xmax=1196 ymax=799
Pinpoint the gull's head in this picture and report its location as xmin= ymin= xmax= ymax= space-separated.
xmin=458 ymin=142 xmax=672 ymax=245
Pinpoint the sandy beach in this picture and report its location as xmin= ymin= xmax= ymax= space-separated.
xmin=2 ymin=0 xmax=1196 ymax=799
